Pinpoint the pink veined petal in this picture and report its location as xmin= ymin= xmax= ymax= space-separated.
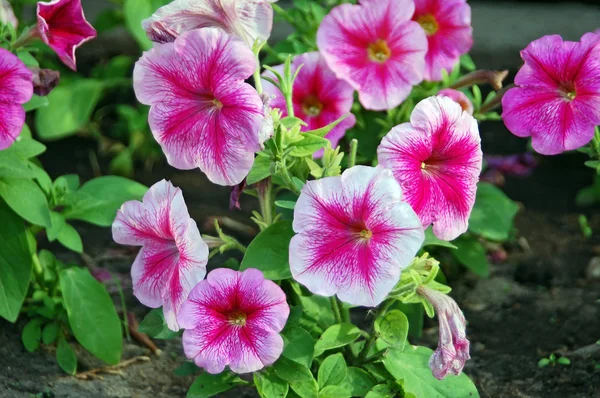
xmin=36 ymin=0 xmax=97 ymax=71
xmin=0 ymin=105 xmax=26 ymax=150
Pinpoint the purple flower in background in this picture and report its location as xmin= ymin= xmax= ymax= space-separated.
xmin=485 ymin=153 xmax=537 ymax=177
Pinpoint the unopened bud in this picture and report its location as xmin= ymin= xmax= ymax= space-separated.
xmin=30 ymin=67 xmax=60 ymax=96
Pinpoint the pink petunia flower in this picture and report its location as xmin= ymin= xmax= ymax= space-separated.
xmin=0 ymin=49 xmax=33 ymax=150
xmin=178 ymin=268 xmax=289 ymax=374
xmin=502 ymin=33 xmax=600 ymax=155
xmin=289 ymin=166 xmax=424 ymax=307
xmin=36 ymin=0 xmax=97 ymax=71
xmin=112 ymin=179 xmax=209 ymax=331
xmin=316 ymin=0 xmax=427 ymax=111
xmin=133 ymin=28 xmax=264 ymax=186
xmin=143 ymin=0 xmax=276 ymax=47
xmin=262 ymin=52 xmax=356 ymax=154
xmin=378 ymin=96 xmax=482 ymax=241
xmin=438 ymin=88 xmax=473 ymax=115
xmin=412 ymin=0 xmax=473 ymax=81
xmin=0 ymin=0 xmax=18 ymax=28
xmin=417 ymin=285 xmax=470 ymax=380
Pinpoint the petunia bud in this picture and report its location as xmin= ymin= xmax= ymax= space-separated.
xmin=0 ymin=0 xmax=18 ymax=28
xmin=30 ymin=67 xmax=60 ymax=96
xmin=417 ymin=285 xmax=471 ymax=380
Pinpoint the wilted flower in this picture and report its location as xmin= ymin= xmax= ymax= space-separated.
xmin=484 ymin=153 xmax=537 ymax=177
xmin=502 ymin=33 xmax=600 ymax=155
xmin=0 ymin=0 xmax=18 ymax=28
xmin=417 ymin=285 xmax=470 ymax=380
xmin=178 ymin=268 xmax=289 ymax=374
xmin=143 ymin=0 xmax=276 ymax=47
xmin=378 ymin=96 xmax=482 ymax=241
xmin=36 ymin=0 xmax=97 ymax=71
xmin=289 ymin=166 xmax=424 ymax=307
xmin=30 ymin=67 xmax=60 ymax=96
xmin=316 ymin=0 xmax=427 ymax=111
xmin=413 ymin=0 xmax=473 ymax=81
xmin=438 ymin=88 xmax=473 ymax=115
xmin=0 ymin=49 xmax=33 ymax=150
xmin=263 ymin=52 xmax=356 ymax=154
xmin=112 ymin=179 xmax=209 ymax=331
xmin=133 ymin=28 xmax=264 ymax=186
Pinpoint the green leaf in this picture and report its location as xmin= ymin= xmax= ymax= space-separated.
xmin=23 ymin=95 xmax=49 ymax=112
xmin=3 ymin=138 xmax=46 ymax=159
xmin=339 ymin=367 xmax=376 ymax=397
xmin=174 ymin=361 xmax=199 ymax=377
xmin=59 ymin=267 xmax=123 ymax=365
xmin=17 ymin=50 xmax=39 ymax=67
xmin=374 ymin=310 xmax=408 ymax=350
xmin=318 ymin=353 xmax=347 ymax=389
xmin=383 ymin=346 xmax=480 ymax=398
xmin=423 ymin=228 xmax=457 ymax=249
xmin=240 ymin=221 xmax=294 ymax=280
xmin=187 ymin=372 xmax=247 ymax=398
xmin=452 ymin=237 xmax=490 ymax=278
xmin=304 ymin=114 xmax=350 ymax=138
xmin=469 ymin=183 xmax=519 ymax=241
xmin=318 ymin=386 xmax=351 ymax=398
xmin=47 ymin=212 xmax=66 ymax=242
xmin=365 ymin=384 xmax=395 ymax=398
xmin=247 ymin=155 xmax=273 ymax=185
xmin=297 ymin=294 xmax=335 ymax=333
xmin=56 ymin=335 xmax=78 ymax=375
xmin=273 ymin=357 xmax=319 ymax=398
xmin=283 ymin=326 xmax=315 ymax=368
xmin=62 ymin=176 xmax=148 ymax=227
xmin=314 ymin=323 xmax=361 ymax=357
xmin=254 ymin=369 xmax=290 ymax=398
xmin=138 ymin=308 xmax=179 ymax=339
xmin=35 ymin=80 xmax=104 ymax=140
xmin=57 ymin=223 xmax=83 ymax=253
xmin=0 ymin=201 xmax=33 ymax=322
xmin=124 ymin=0 xmax=170 ymax=50
xmin=0 ymin=152 xmax=37 ymax=178
xmin=0 ymin=178 xmax=52 ymax=228
xmin=22 ymin=318 xmax=43 ymax=352
xmin=290 ymin=134 xmax=330 ymax=157
xmin=275 ymin=200 xmax=297 ymax=210
xmin=42 ymin=321 xmax=59 ymax=345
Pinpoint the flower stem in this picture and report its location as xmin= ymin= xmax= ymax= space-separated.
xmin=285 ymin=93 xmax=295 ymax=118
xmin=330 ymin=296 xmax=343 ymax=324
xmin=113 ymin=275 xmax=131 ymax=342
xmin=258 ymin=180 xmax=274 ymax=226
xmin=348 ymin=139 xmax=358 ymax=168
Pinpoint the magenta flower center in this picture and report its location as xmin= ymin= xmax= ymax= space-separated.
xmin=367 ymin=39 xmax=392 ymax=63
xmin=558 ymin=82 xmax=577 ymax=101
xmin=227 ymin=310 xmax=247 ymax=327
xmin=302 ymin=95 xmax=324 ymax=116
xmin=417 ymin=14 xmax=439 ymax=36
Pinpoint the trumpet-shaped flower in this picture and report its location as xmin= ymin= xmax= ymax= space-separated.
xmin=378 ymin=96 xmax=482 ymax=241
xmin=133 ymin=28 xmax=264 ymax=186
xmin=178 ymin=268 xmax=289 ymax=374
xmin=502 ymin=33 xmax=600 ymax=155
xmin=413 ymin=0 xmax=473 ymax=81
xmin=0 ymin=49 xmax=33 ymax=150
xmin=36 ymin=0 xmax=97 ymax=71
xmin=438 ymin=88 xmax=473 ymax=115
xmin=316 ymin=0 xmax=427 ymax=111
xmin=112 ymin=180 xmax=208 ymax=331
xmin=143 ymin=0 xmax=275 ymax=47
xmin=417 ymin=286 xmax=470 ymax=380
xmin=289 ymin=166 xmax=424 ymax=307
xmin=262 ymin=52 xmax=356 ymax=153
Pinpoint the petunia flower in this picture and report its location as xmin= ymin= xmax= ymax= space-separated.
xmin=417 ymin=285 xmax=470 ymax=380
xmin=502 ymin=33 xmax=600 ymax=155
xmin=316 ymin=0 xmax=427 ymax=111
xmin=178 ymin=268 xmax=289 ymax=374
xmin=289 ymin=166 xmax=424 ymax=307
xmin=0 ymin=0 xmax=18 ymax=28
xmin=378 ymin=96 xmax=482 ymax=241
xmin=143 ymin=0 xmax=276 ymax=47
xmin=133 ymin=27 xmax=264 ymax=186
xmin=438 ymin=88 xmax=473 ymax=115
xmin=0 ymin=49 xmax=33 ymax=150
xmin=412 ymin=0 xmax=473 ymax=81
xmin=36 ymin=0 xmax=97 ymax=71
xmin=262 ymin=52 xmax=356 ymax=154
xmin=112 ymin=179 xmax=209 ymax=331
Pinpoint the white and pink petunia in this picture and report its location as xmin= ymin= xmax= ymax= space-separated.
xmin=143 ymin=0 xmax=276 ymax=47
xmin=289 ymin=166 xmax=424 ymax=307
xmin=0 ymin=48 xmax=33 ymax=151
xmin=413 ymin=0 xmax=473 ymax=81
xmin=133 ymin=27 xmax=264 ymax=186
xmin=502 ymin=33 xmax=600 ymax=155
xmin=316 ymin=0 xmax=427 ymax=111
xmin=112 ymin=179 xmax=208 ymax=331
xmin=178 ymin=268 xmax=289 ymax=374
xmin=262 ymin=52 xmax=356 ymax=154
xmin=378 ymin=96 xmax=482 ymax=241
xmin=36 ymin=0 xmax=97 ymax=71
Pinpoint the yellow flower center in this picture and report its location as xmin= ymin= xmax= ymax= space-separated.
xmin=417 ymin=14 xmax=439 ymax=36
xmin=212 ymin=98 xmax=223 ymax=109
xmin=302 ymin=95 xmax=323 ymax=117
xmin=368 ymin=39 xmax=392 ymax=63
xmin=360 ymin=229 xmax=373 ymax=239
xmin=421 ymin=162 xmax=427 ymax=170
xmin=227 ymin=310 xmax=247 ymax=327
